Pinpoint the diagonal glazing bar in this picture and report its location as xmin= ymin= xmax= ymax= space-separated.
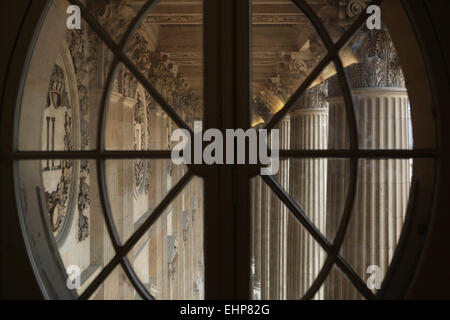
xmin=95 ymin=0 xmax=159 ymax=153
xmin=121 ymin=257 xmax=156 ymax=300
xmin=264 ymin=53 xmax=333 ymax=131
xmin=96 ymin=157 xmax=156 ymax=300
xmin=262 ymin=173 xmax=377 ymax=299
xmin=335 ymin=254 xmax=379 ymax=300
xmin=68 ymin=0 xmax=193 ymax=136
xmin=266 ymin=0 xmax=383 ymax=133
xmin=286 ymin=0 xmax=384 ymax=299
xmin=79 ymin=170 xmax=193 ymax=299
xmin=303 ymin=157 xmax=359 ymax=300
xmin=262 ymin=174 xmax=333 ymax=253
xmin=85 ymin=1 xmax=165 ymax=299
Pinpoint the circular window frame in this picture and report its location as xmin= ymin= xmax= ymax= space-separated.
xmin=0 ymin=0 xmax=445 ymax=299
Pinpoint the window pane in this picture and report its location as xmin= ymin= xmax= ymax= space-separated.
xmin=125 ymin=0 xmax=204 ymax=130
xmin=127 ymin=176 xmax=205 ymax=300
xmin=89 ymin=265 xmax=136 ymax=300
xmin=251 ymin=176 xmax=326 ymax=300
xmin=314 ymin=265 xmax=366 ymax=300
xmin=251 ymin=0 xmax=327 ymax=126
xmin=304 ymin=0 xmax=371 ymax=43
xmin=17 ymin=160 xmax=115 ymax=297
xmin=105 ymin=63 xmax=181 ymax=151
xmin=105 ymin=159 xmax=188 ymax=243
xmin=272 ymin=159 xmax=350 ymax=241
xmin=87 ymin=0 xmax=149 ymax=44
xmin=339 ymin=158 xmax=413 ymax=298
xmin=18 ymin=2 xmax=116 ymax=151
xmin=278 ymin=62 xmax=351 ymax=151
xmin=338 ymin=26 xmax=414 ymax=150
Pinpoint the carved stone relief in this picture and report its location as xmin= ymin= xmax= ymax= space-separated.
xmin=43 ymin=65 xmax=75 ymax=239
xmin=329 ymin=29 xmax=406 ymax=97
xmin=68 ymin=26 xmax=92 ymax=242
xmin=133 ymin=93 xmax=151 ymax=199
xmin=127 ymin=32 xmax=202 ymax=123
xmin=78 ymin=160 xmax=90 ymax=242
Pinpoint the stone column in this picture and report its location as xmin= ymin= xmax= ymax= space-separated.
xmin=252 ymin=117 xmax=290 ymax=300
xmin=287 ymin=83 xmax=328 ymax=299
xmin=324 ymin=93 xmax=351 ymax=299
xmin=102 ymin=92 xmax=135 ymax=299
xmin=325 ymin=29 xmax=411 ymax=299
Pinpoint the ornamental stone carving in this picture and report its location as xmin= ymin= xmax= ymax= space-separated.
xmin=133 ymin=93 xmax=151 ymax=198
xmin=44 ymin=65 xmax=74 ymax=238
xmin=329 ymin=29 xmax=406 ymax=97
xmin=295 ymin=82 xmax=329 ymax=110
xmin=126 ymin=32 xmax=202 ymax=122
xmin=68 ymin=26 xmax=93 ymax=242
xmin=78 ymin=160 xmax=90 ymax=242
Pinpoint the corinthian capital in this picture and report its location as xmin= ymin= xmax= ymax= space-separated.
xmin=329 ymin=28 xmax=406 ymax=97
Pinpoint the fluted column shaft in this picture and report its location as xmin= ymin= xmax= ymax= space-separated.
xmin=253 ymin=117 xmax=290 ymax=299
xmin=326 ymin=89 xmax=411 ymax=299
xmin=287 ymin=108 xmax=328 ymax=299
xmin=325 ymin=96 xmax=350 ymax=299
